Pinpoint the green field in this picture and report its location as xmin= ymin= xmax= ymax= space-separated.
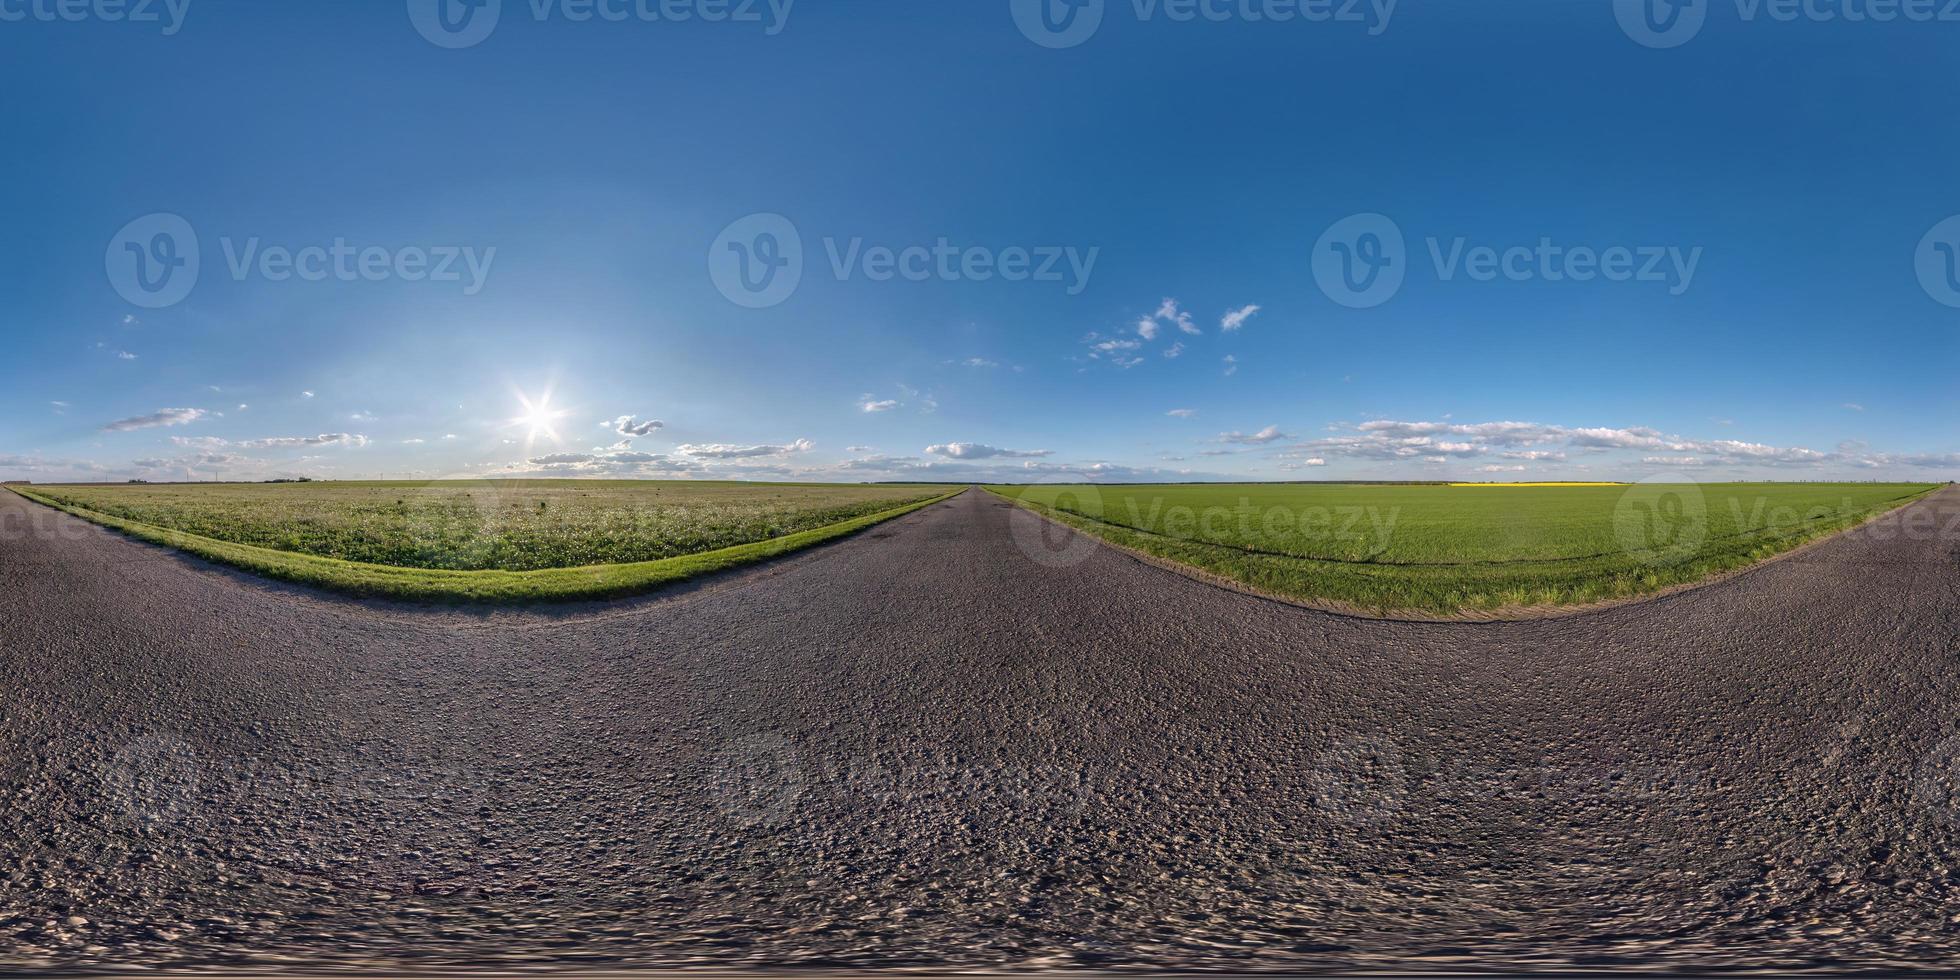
xmin=12 ymin=481 xmax=960 ymax=603
xmin=989 ymin=482 xmax=1940 ymax=616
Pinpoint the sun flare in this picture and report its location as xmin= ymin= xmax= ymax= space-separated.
xmin=509 ymin=390 xmax=571 ymax=447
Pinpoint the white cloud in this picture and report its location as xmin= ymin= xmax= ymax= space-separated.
xmin=116 ymin=351 xmax=137 ymax=361
xmin=443 ymin=434 xmax=458 ymax=440
xmin=402 ymin=438 xmax=426 ymax=445
xmin=837 ymin=454 xmax=924 ymax=471
xmin=136 ymin=452 xmax=249 ymax=474
xmin=1137 ymin=318 xmax=1160 ymax=341
xmin=605 ymin=415 xmax=665 ymax=437
xmin=860 ymin=397 xmax=899 ymax=413
xmin=301 ymin=391 xmax=315 ymax=399
xmin=964 ymin=357 xmax=1000 ymax=368
xmin=1154 ymin=298 xmax=1200 ymax=335
xmin=0 ymin=454 xmax=112 ymax=479
xmin=1218 ymin=425 xmax=1290 ymax=445
xmin=1220 ymin=304 xmax=1260 ymax=332
xmin=1167 ymin=408 xmax=1197 ymax=418
xmin=1163 ymin=342 xmax=1184 ymax=359
xmin=679 ymin=438 xmax=813 ymax=459
xmin=925 ymin=443 xmax=1053 ymax=460
xmin=847 ymin=445 xmax=875 ymax=453
xmin=50 ymin=401 xmax=68 ymax=413
xmin=514 ymin=447 xmax=700 ymax=476
xmin=238 ymin=433 xmax=370 ymax=449
xmin=1280 ymin=418 xmax=1911 ymax=474
xmin=350 ymin=411 xmax=378 ymax=422
xmin=102 ymin=408 xmax=207 ymax=432
xmin=1843 ymin=403 xmax=1865 ymax=412
xmin=1852 ymin=451 xmax=1960 ymax=469
xmin=1222 ymin=355 xmax=1238 ymax=377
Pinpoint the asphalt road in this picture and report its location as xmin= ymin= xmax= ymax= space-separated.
xmin=2 ymin=486 xmax=1958 ymax=974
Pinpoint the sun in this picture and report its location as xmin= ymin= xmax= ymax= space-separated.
xmin=509 ymin=389 xmax=571 ymax=447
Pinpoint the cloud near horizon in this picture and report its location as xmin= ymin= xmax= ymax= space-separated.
xmin=237 ymin=433 xmax=371 ymax=449
xmin=678 ymin=438 xmax=814 ymax=459
xmin=925 ymin=443 xmax=1054 ymax=460
xmin=1263 ymin=419 xmax=1956 ymax=473
xmin=605 ymin=415 xmax=665 ymax=437
xmin=1218 ymin=425 xmax=1290 ymax=445
xmin=102 ymin=408 xmax=207 ymax=432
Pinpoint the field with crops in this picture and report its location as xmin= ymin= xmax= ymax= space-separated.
xmin=20 ymin=481 xmax=958 ymax=572
xmin=989 ymin=482 xmax=1940 ymax=615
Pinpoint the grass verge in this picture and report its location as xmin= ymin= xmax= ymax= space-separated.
xmin=8 ymin=485 xmax=964 ymax=604
xmin=986 ymin=485 xmax=1941 ymax=619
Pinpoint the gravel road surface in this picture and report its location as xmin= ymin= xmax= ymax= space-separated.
xmin=2 ymin=486 xmax=1958 ymax=974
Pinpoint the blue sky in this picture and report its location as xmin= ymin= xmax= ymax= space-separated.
xmin=2 ymin=0 xmax=1956 ymax=484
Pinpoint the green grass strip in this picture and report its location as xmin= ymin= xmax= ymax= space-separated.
xmin=8 ymin=485 xmax=965 ymax=604
xmin=986 ymin=485 xmax=1940 ymax=619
